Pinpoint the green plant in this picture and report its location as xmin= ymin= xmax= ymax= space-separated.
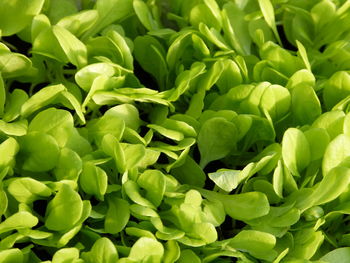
xmin=1 ymin=0 xmax=350 ymax=262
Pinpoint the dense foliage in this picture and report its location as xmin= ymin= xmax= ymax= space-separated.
xmin=1 ymin=0 xmax=350 ymax=262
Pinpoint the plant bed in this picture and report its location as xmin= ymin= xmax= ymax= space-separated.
xmin=0 ymin=0 xmax=350 ymax=262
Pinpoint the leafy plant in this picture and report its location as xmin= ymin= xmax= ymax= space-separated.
xmin=0 ymin=0 xmax=350 ymax=262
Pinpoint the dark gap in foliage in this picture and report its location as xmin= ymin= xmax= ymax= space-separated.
xmin=14 ymin=242 xmax=30 ymax=249
xmin=219 ymin=216 xmax=236 ymax=239
xmin=31 ymin=82 xmax=51 ymax=95
xmin=89 ymin=196 xmax=100 ymax=206
xmin=139 ymin=103 xmax=161 ymax=125
xmin=32 ymin=199 xmax=47 ymax=217
xmin=133 ymin=60 xmax=159 ymax=90
xmin=231 ymin=220 xmax=247 ymax=237
xmin=75 ymin=231 xmax=96 ymax=251
xmin=98 ymin=105 xmax=110 ymax=115
xmin=319 ymin=45 xmax=327 ymax=53
xmin=8 ymin=80 xmax=31 ymax=93
xmin=61 ymin=107 xmax=76 ymax=117
xmin=204 ymin=160 xmax=227 ymax=174
xmin=156 ymin=0 xmax=180 ymax=31
xmin=220 ymin=257 xmax=238 ymax=262
xmin=63 ymin=63 xmax=77 ymax=79
xmin=34 ymin=219 xmax=45 ymax=229
xmin=63 ymin=63 xmax=76 ymax=70
xmin=277 ymin=25 xmax=297 ymax=52
xmin=204 ymin=176 xmax=216 ymax=190
xmin=32 ymin=246 xmax=53 ymax=261
xmin=160 ymin=136 xmax=179 ymax=146
xmin=156 ymin=152 xmax=170 ymax=164
xmin=2 ymin=35 xmax=32 ymax=55
xmin=192 ymin=145 xmax=200 ymax=164
xmin=138 ymin=124 xmax=151 ymax=137
xmin=173 ymin=99 xmax=190 ymax=114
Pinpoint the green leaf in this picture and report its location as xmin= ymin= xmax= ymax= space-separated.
xmin=291 ymin=84 xmax=321 ymax=125
xmin=75 ymin=63 xmax=115 ymax=91
xmin=52 ymin=25 xmax=87 ymax=68
xmin=0 ymin=74 xmax=4 ymax=116
xmin=0 ymin=188 xmax=8 ymax=217
xmin=0 ymin=137 xmax=19 ymax=171
xmin=322 ymin=134 xmax=350 ymax=176
xmin=282 ymin=128 xmax=310 ymax=176
xmin=106 ymin=30 xmax=133 ymax=70
xmin=3 ymin=89 xmax=28 ymax=122
xmin=82 ymin=237 xmax=119 ymax=263
xmin=52 ymin=248 xmax=80 ymax=263
xmin=304 ymin=128 xmax=330 ymax=161
xmin=134 ymin=36 xmax=167 ymax=89
xmin=0 ymin=120 xmax=27 ymax=137
xmin=32 ymin=21 xmax=70 ymax=63
xmin=200 ymin=189 xmax=270 ymax=221
xmin=163 ymin=240 xmax=180 ymax=263
xmin=128 ymin=237 xmax=164 ymax=263
xmin=18 ymin=132 xmax=60 ymax=172
xmin=190 ymin=2 xmax=221 ymax=31
xmin=124 ymin=180 xmax=155 ymax=209
xmin=87 ymin=114 xmax=125 ymax=144
xmin=133 ymin=0 xmax=159 ymax=31
xmin=216 ymin=59 xmax=243 ymax=94
xmin=257 ymin=0 xmax=281 ymax=44
xmin=29 ymin=107 xmax=74 ymax=133
xmin=311 ymin=0 xmax=336 ymax=34
xmin=82 ymin=0 xmax=133 ymax=39
xmin=0 ymin=0 xmax=44 ymax=36
xmin=260 ymin=84 xmax=291 ymax=121
xmin=312 ymin=110 xmax=345 ymax=140
xmin=0 ymin=211 xmax=38 ymax=235
xmin=177 ymin=250 xmax=201 ymax=263
xmin=166 ymin=31 xmax=192 ymax=70
xmin=53 ymin=148 xmax=82 ymax=181
xmin=147 ymin=124 xmax=184 ymax=141
xmin=104 ymin=195 xmax=130 ymax=234
xmin=208 ymin=169 xmax=241 ymax=192
xmin=222 ymin=2 xmax=251 ymax=55
xmin=21 ymin=84 xmax=66 ymax=118
xmin=46 ymin=0 xmax=79 ymax=24
xmin=296 ymin=40 xmax=311 ymax=71
xmin=199 ymin=23 xmax=230 ymax=50
xmin=202 ymin=199 xmax=226 ymax=227
xmin=166 ymin=62 xmax=206 ymax=102
xmin=171 ymin=156 xmax=206 ymax=187
xmin=188 ymin=222 xmax=218 ymax=245
xmin=240 ymin=82 xmax=270 ymax=116
xmin=0 ymin=52 xmax=33 ymax=79
xmin=8 ymin=177 xmax=51 ymax=204
xmin=273 ymin=160 xmax=284 ymax=198
xmin=80 ymin=162 xmax=108 ymax=200
xmin=323 ymin=71 xmax=350 ymax=110
xmin=101 ymin=134 xmax=126 ymax=173
xmin=137 ymin=170 xmax=165 ymax=207
xmin=105 ymin=104 xmax=141 ymax=131
xmin=229 ymin=230 xmax=276 ymax=256
xmin=57 ymin=10 xmax=99 ymax=37
xmin=0 ymin=249 xmax=23 ymax=263
xmin=260 ymin=42 xmax=303 ymax=77
xmin=289 ymin=229 xmax=324 ymax=260
xmin=198 ymin=117 xmax=238 ymax=168
xmin=123 ymin=143 xmax=146 ymax=169
xmin=286 ymin=69 xmax=315 ymax=90
xmin=312 ymin=166 xmax=350 ymax=206
xmin=45 ymin=183 xmax=83 ymax=231
xmin=320 ymin=247 xmax=350 ymax=263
